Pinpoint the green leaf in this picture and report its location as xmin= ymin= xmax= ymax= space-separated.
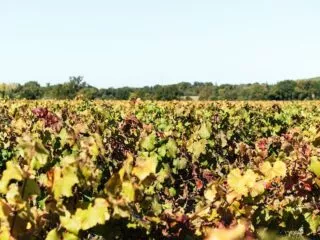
xmin=169 ymin=187 xmax=176 ymax=197
xmin=157 ymin=164 xmax=171 ymax=183
xmin=140 ymin=133 xmax=156 ymax=151
xmin=151 ymin=199 xmax=162 ymax=216
xmin=173 ymin=158 xmax=188 ymax=170
xmin=187 ymin=139 xmax=207 ymax=161
xmin=198 ymin=123 xmax=211 ymax=139
xmin=158 ymin=145 xmax=166 ymax=157
xmin=166 ymin=138 xmax=178 ymax=158
xmin=23 ymin=179 xmax=40 ymax=200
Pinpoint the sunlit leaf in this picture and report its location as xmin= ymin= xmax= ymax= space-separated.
xmin=132 ymin=155 xmax=158 ymax=181
xmin=121 ymin=181 xmax=135 ymax=202
xmin=53 ymin=166 xmax=79 ymax=200
xmin=205 ymin=220 xmax=246 ymax=240
xmin=0 ymin=161 xmax=23 ymax=194
xmin=304 ymin=213 xmax=320 ymax=234
xmin=166 ymin=138 xmax=178 ymax=158
xmin=309 ymin=156 xmax=320 ymax=177
xmin=140 ymin=132 xmax=156 ymax=151
xmin=173 ymin=158 xmax=188 ymax=170
xmin=204 ymin=183 xmax=217 ymax=202
xmin=187 ymin=139 xmax=207 ymax=161
xmin=45 ymin=228 xmax=60 ymax=240
xmin=62 ymin=232 xmax=79 ymax=240
xmin=58 ymin=127 xmax=74 ymax=147
xmin=260 ymin=160 xmax=286 ymax=180
xmin=227 ymin=169 xmax=263 ymax=198
xmin=18 ymin=136 xmax=49 ymax=170
xmin=61 ymin=198 xmax=109 ymax=234
xmin=6 ymin=184 xmax=25 ymax=210
xmin=199 ymin=123 xmax=211 ymax=139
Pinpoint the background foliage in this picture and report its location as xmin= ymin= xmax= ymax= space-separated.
xmin=2 ymin=76 xmax=320 ymax=100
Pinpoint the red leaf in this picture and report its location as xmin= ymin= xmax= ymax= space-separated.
xmin=195 ymin=178 xmax=203 ymax=190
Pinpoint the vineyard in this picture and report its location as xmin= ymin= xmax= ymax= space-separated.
xmin=1 ymin=100 xmax=320 ymax=239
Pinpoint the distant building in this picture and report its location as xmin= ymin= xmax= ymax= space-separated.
xmin=180 ymin=96 xmax=200 ymax=101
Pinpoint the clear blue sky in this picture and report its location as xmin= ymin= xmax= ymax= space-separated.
xmin=1 ymin=0 xmax=320 ymax=88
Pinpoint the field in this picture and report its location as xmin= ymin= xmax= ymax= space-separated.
xmin=1 ymin=100 xmax=320 ymax=239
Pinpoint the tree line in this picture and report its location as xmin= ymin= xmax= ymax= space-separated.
xmin=1 ymin=76 xmax=320 ymax=100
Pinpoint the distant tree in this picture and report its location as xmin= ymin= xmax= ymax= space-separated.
xmin=18 ymin=81 xmax=42 ymax=99
xmin=268 ymin=80 xmax=296 ymax=100
xmin=77 ymin=87 xmax=99 ymax=100
xmin=0 ymin=83 xmax=18 ymax=98
xmin=154 ymin=85 xmax=182 ymax=100
xmin=114 ymin=87 xmax=132 ymax=100
xmin=3 ymin=76 xmax=320 ymax=100
xmin=199 ymin=86 xmax=215 ymax=100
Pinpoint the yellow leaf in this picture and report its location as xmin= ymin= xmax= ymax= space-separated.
xmin=18 ymin=136 xmax=49 ymax=170
xmin=205 ymin=220 xmax=246 ymax=240
xmin=187 ymin=139 xmax=207 ymax=161
xmin=227 ymin=169 xmax=249 ymax=197
xmin=273 ymin=161 xmax=286 ymax=178
xmin=61 ymin=198 xmax=109 ymax=234
xmin=250 ymin=180 xmax=265 ymax=197
xmin=62 ymin=232 xmax=79 ymax=240
xmin=58 ymin=128 xmax=75 ymax=147
xmin=53 ymin=166 xmax=79 ymax=200
xmin=45 ymin=229 xmax=60 ymax=240
xmin=132 ymin=155 xmax=158 ymax=181
xmin=242 ymin=169 xmax=257 ymax=189
xmin=0 ymin=161 xmax=23 ymax=194
xmin=0 ymin=228 xmax=11 ymax=240
xmin=0 ymin=200 xmax=11 ymax=239
xmin=260 ymin=160 xmax=286 ymax=180
xmin=198 ymin=123 xmax=211 ymax=139
xmin=309 ymin=156 xmax=320 ymax=177
xmin=121 ymin=181 xmax=135 ymax=202
xmin=204 ymin=184 xmax=217 ymax=202
xmin=259 ymin=162 xmax=272 ymax=177
xmin=119 ymin=153 xmax=134 ymax=182
xmin=60 ymin=210 xmax=79 ymax=234
xmin=12 ymin=118 xmax=27 ymax=135
xmin=227 ymin=169 xmax=264 ymax=198
xmin=60 ymin=155 xmax=77 ymax=167
xmin=6 ymin=184 xmax=25 ymax=210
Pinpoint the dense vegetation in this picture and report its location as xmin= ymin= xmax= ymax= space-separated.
xmin=1 ymin=100 xmax=320 ymax=239
xmin=2 ymin=76 xmax=320 ymax=100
